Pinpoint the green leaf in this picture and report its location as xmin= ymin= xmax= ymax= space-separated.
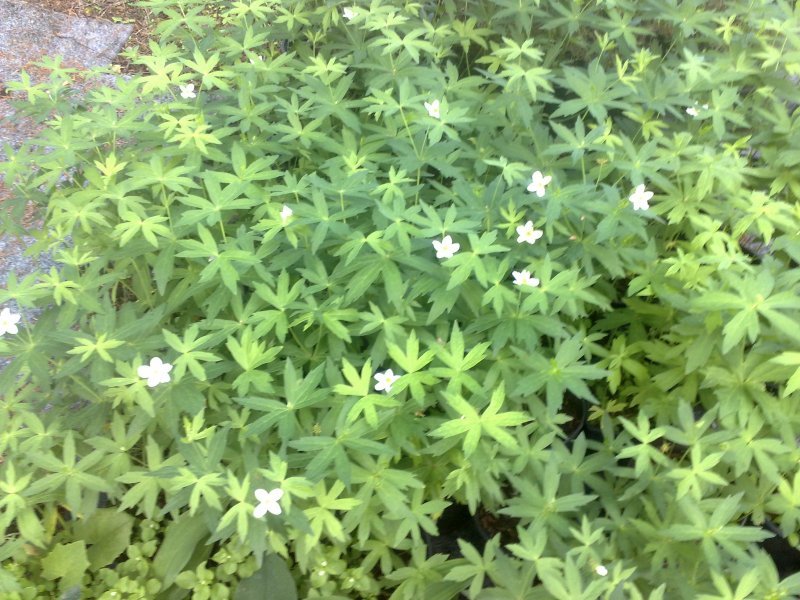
xmin=154 ymin=243 xmax=176 ymax=296
xmin=0 ymin=568 xmax=21 ymax=594
xmin=234 ymin=554 xmax=298 ymax=600
xmin=772 ymin=352 xmax=800 ymax=396
xmin=334 ymin=358 xmax=372 ymax=397
xmin=152 ymin=513 xmax=209 ymax=588
xmin=41 ymin=541 xmax=90 ymax=587
xmin=422 ymin=581 xmax=468 ymax=599
xmin=388 ymin=330 xmax=435 ymax=373
xmin=74 ymin=509 xmax=134 ymax=569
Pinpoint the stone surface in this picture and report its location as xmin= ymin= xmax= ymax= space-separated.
xmin=0 ymin=0 xmax=132 ymax=85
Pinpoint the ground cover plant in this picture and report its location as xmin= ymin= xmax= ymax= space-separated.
xmin=1 ymin=0 xmax=800 ymax=597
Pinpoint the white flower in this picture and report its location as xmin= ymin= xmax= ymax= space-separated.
xmin=0 ymin=308 xmax=21 ymax=336
xmin=516 ymin=221 xmax=544 ymax=244
xmin=424 ymin=99 xmax=440 ymax=119
xmin=249 ymin=55 xmax=263 ymax=64
xmin=280 ymin=205 xmax=293 ymax=225
xmin=374 ymin=369 xmax=401 ymax=393
xmin=179 ymin=83 xmax=196 ymax=99
xmin=253 ymin=488 xmax=284 ymax=518
xmin=137 ymin=357 xmax=173 ymax=388
xmin=628 ymin=184 xmax=654 ymax=211
xmin=512 ymin=270 xmax=540 ymax=287
xmin=687 ymin=103 xmax=709 ymax=117
xmin=527 ymin=171 xmax=552 ymax=197
xmin=595 ymin=564 xmax=608 ymax=577
xmin=432 ymin=235 xmax=459 ymax=259
xmin=342 ymin=7 xmax=357 ymax=20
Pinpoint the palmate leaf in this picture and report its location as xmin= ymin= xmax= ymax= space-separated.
xmin=345 ymin=390 xmax=402 ymax=428
xmin=237 ymin=360 xmax=328 ymax=439
xmin=408 ymin=201 xmax=481 ymax=237
xmin=290 ymin=425 xmax=393 ymax=485
xmin=387 ymin=330 xmax=435 ymax=373
xmin=176 ymin=177 xmax=256 ymax=227
xmin=429 ymin=321 xmax=490 ymax=394
xmin=333 ymin=358 xmax=372 ymax=396
xmin=226 ymin=327 xmax=282 ymax=394
xmin=117 ymin=436 xmax=184 ymax=519
xmin=512 ymin=335 xmax=607 ymax=405
xmin=334 ymin=357 xmax=402 ymax=426
xmin=113 ymin=211 xmax=172 ymax=248
xmin=304 ymin=480 xmax=362 ymax=544
xmin=771 ymin=352 xmax=800 ymax=396
xmin=162 ymin=325 xmax=221 ymax=381
xmin=66 ymin=332 xmax=125 ymax=364
xmin=341 ymin=259 xmax=383 ymax=305
xmin=182 ymin=48 xmax=233 ymax=91
xmin=127 ymin=155 xmax=198 ymax=194
xmin=430 ymin=384 xmax=530 ymax=456
xmin=693 ymin=270 xmax=800 ymax=353
xmin=666 ymin=446 xmax=728 ymax=500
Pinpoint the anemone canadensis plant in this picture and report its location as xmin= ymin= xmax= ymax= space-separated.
xmin=2 ymin=0 xmax=800 ymax=598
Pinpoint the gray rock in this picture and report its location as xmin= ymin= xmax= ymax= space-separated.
xmin=0 ymin=0 xmax=132 ymax=84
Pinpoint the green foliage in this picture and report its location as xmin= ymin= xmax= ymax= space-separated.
xmin=1 ymin=0 xmax=800 ymax=597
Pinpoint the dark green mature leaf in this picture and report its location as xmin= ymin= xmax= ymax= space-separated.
xmin=234 ymin=554 xmax=298 ymax=600
xmin=152 ymin=513 xmax=209 ymax=588
xmin=74 ymin=509 xmax=134 ymax=569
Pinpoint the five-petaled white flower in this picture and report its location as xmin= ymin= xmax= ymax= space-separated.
xmin=424 ymin=99 xmax=441 ymax=119
xmin=253 ymin=488 xmax=284 ymax=518
xmin=280 ymin=205 xmax=293 ymax=225
xmin=686 ymin=103 xmax=709 ymax=117
xmin=629 ymin=184 xmax=653 ymax=211
xmin=374 ymin=369 xmax=401 ymax=393
xmin=342 ymin=7 xmax=357 ymax=20
xmin=137 ymin=357 xmax=173 ymax=388
xmin=516 ymin=221 xmax=544 ymax=244
xmin=433 ymin=235 xmax=459 ymax=259
xmin=595 ymin=564 xmax=608 ymax=577
xmin=512 ymin=270 xmax=540 ymax=287
xmin=527 ymin=171 xmax=552 ymax=197
xmin=179 ymin=83 xmax=196 ymax=99
xmin=0 ymin=307 xmax=21 ymax=336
